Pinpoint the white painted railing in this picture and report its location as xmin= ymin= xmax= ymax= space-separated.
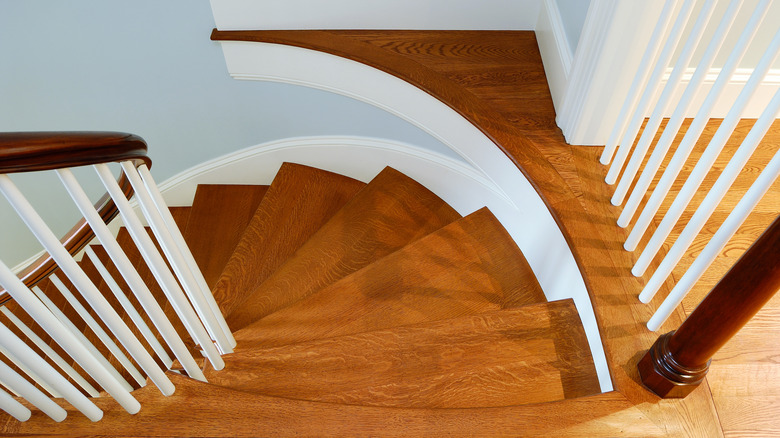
xmin=601 ymin=0 xmax=780 ymax=330
xmin=0 ymin=133 xmax=231 ymax=422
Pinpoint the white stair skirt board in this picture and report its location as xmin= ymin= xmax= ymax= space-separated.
xmin=171 ymin=42 xmax=610 ymax=393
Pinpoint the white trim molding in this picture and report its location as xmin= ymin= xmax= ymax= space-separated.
xmin=536 ymin=0 xmax=574 ymax=110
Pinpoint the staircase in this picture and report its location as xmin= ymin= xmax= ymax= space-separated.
xmin=0 ymin=162 xmax=628 ymax=436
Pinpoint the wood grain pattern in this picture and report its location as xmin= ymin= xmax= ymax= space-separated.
xmin=212 ymin=302 xmax=599 ymax=408
xmin=212 ymin=163 xmax=364 ymax=320
xmin=233 ymin=207 xmax=545 ymax=349
xmin=0 ymin=373 xmax=663 ymax=437
xmin=183 ymin=184 xmax=268 ymax=288
xmin=225 ymin=166 xmax=460 ymax=331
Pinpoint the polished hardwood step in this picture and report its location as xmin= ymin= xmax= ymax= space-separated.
xmin=233 ymin=207 xmax=545 ymax=350
xmin=0 ymin=372 xmax=661 ymax=437
xmin=225 ymin=166 xmax=460 ymax=331
xmin=167 ymin=206 xmax=192 ymax=234
xmin=212 ymin=163 xmax=365 ymax=321
xmin=211 ymin=301 xmax=599 ymax=408
xmin=183 ymin=184 xmax=268 ymax=289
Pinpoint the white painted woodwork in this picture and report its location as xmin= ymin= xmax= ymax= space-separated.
xmin=94 ymin=164 xmax=225 ymax=372
xmin=0 ymin=387 xmax=30 ymax=422
xmin=0 ymin=319 xmax=102 ymax=421
xmin=56 ymin=167 xmax=203 ymax=380
xmin=136 ymin=164 xmax=236 ymax=351
xmin=0 ymin=178 xmax=139 ymax=414
xmin=0 ymin=358 xmax=66 ymax=422
xmin=0 ymin=306 xmax=100 ymax=398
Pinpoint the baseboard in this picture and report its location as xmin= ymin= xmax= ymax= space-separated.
xmin=535 ymin=0 xmax=573 ymax=111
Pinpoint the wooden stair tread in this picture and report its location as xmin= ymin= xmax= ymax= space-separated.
xmin=0 ymin=372 xmax=662 ymax=437
xmin=233 ymin=207 xmax=545 ymax=349
xmin=183 ymin=184 xmax=268 ymax=289
xmin=212 ymin=163 xmax=365 ymax=321
xmin=167 ymin=206 xmax=192 ymax=234
xmin=225 ymin=166 xmax=460 ymax=330
xmin=212 ymin=301 xmax=600 ymax=408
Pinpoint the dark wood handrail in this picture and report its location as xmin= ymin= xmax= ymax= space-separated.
xmin=638 ymin=214 xmax=780 ymax=397
xmin=0 ymin=132 xmax=150 ymax=173
xmin=0 ymin=132 xmax=151 ymax=304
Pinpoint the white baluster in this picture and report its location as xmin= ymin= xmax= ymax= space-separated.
xmin=94 ymin=164 xmax=224 ymax=371
xmin=618 ymin=0 xmax=772 ymax=231
xmin=0 ymin=387 xmax=31 ymax=422
xmin=611 ymin=0 xmax=718 ymax=206
xmin=48 ymin=274 xmax=146 ymax=388
xmin=56 ymin=167 xmax=203 ymax=380
xmin=0 ymin=173 xmax=174 ymax=396
xmin=0 ymin=359 xmax=67 ymax=422
xmin=631 ymin=27 xmax=780 ymax=276
xmin=600 ymin=0 xmax=679 ymax=165
xmin=135 ymin=164 xmax=236 ymax=350
xmin=647 ymin=147 xmax=780 ymax=331
xmin=31 ymin=286 xmax=133 ymax=393
xmin=122 ymin=163 xmax=233 ymax=353
xmin=605 ymin=0 xmax=696 ymax=184
xmin=0 ymin=306 xmax=100 ymax=397
xmin=0 ymin=344 xmax=60 ymax=398
xmin=639 ymin=86 xmax=780 ymax=303
xmin=0 ymin=319 xmax=102 ymax=421
xmin=84 ymin=248 xmax=172 ymax=367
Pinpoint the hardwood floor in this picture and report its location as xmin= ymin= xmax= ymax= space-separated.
xmin=211 ymin=29 xmax=779 ymax=437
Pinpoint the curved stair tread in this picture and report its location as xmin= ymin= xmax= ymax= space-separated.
xmin=212 ymin=163 xmax=365 ymax=320
xmin=211 ymin=301 xmax=600 ymax=408
xmin=232 ymin=207 xmax=545 ymax=349
xmin=0 ymin=372 xmax=662 ymax=437
xmin=182 ymin=184 xmax=268 ymax=289
xmin=225 ymin=166 xmax=460 ymax=331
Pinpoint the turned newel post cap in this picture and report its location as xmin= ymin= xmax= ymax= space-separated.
xmin=638 ymin=331 xmax=710 ymax=398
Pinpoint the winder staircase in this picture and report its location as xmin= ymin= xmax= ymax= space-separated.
xmin=0 ymin=162 xmax=620 ymax=436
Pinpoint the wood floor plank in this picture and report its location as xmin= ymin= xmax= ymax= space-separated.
xmin=0 ymin=373 xmax=663 ymax=437
xmin=225 ymin=166 xmax=460 ymax=331
xmin=212 ymin=163 xmax=364 ymax=321
xmin=184 ymin=185 xmax=267 ymax=289
xmin=233 ymin=207 xmax=545 ymax=349
xmin=167 ymin=206 xmax=192 ymax=235
xmin=213 ymin=301 xmax=599 ymax=408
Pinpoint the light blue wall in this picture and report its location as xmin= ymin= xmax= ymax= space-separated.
xmin=0 ymin=0 xmax=456 ymax=266
xmin=555 ymin=0 xmax=590 ymax=52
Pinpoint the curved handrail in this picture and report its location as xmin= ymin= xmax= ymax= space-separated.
xmin=0 ymin=132 xmax=151 ymax=304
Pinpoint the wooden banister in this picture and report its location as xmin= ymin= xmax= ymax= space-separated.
xmin=638 ymin=214 xmax=780 ymax=397
xmin=0 ymin=132 xmax=150 ymax=304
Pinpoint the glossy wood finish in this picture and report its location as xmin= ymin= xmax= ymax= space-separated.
xmin=210 ymin=302 xmax=598 ymax=408
xmin=0 ymin=132 xmax=150 ymax=174
xmin=225 ymin=166 xmax=460 ymax=330
xmin=640 ymin=215 xmax=780 ymax=398
xmin=233 ymin=207 xmax=545 ymax=349
xmin=211 ymin=30 xmax=728 ymax=435
xmin=0 ymin=373 xmax=663 ymax=437
xmin=184 ymin=185 xmax=268 ymax=288
xmin=212 ymin=163 xmax=364 ymax=319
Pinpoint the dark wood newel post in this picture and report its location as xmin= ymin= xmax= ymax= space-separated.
xmin=638 ymin=214 xmax=780 ymax=398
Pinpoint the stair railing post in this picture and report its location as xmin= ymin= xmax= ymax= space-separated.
xmin=638 ymin=215 xmax=780 ymax=398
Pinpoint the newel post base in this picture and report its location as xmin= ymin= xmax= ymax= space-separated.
xmin=637 ymin=331 xmax=710 ymax=398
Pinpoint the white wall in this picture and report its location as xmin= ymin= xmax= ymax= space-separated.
xmin=0 ymin=0 xmax=457 ymax=267
xmin=555 ymin=0 xmax=590 ymax=52
xmin=211 ymin=0 xmax=541 ymax=30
